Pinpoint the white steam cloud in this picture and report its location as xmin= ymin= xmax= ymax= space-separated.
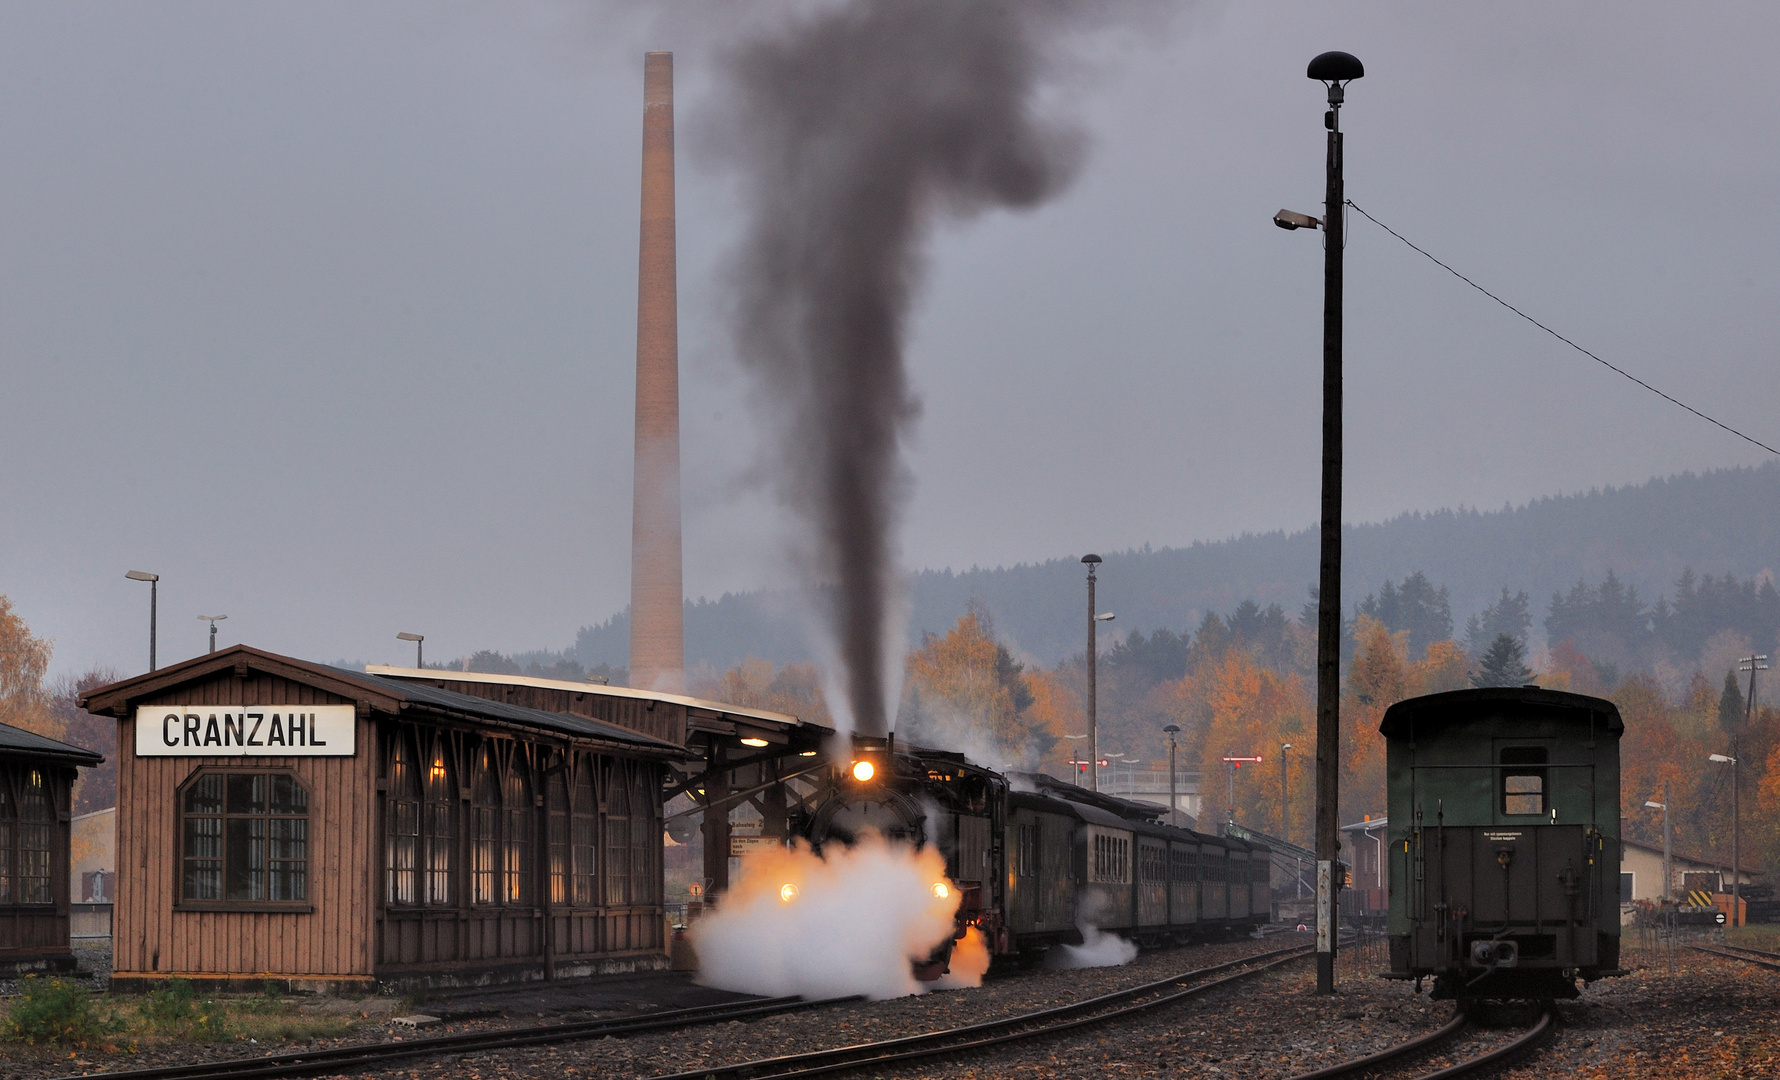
xmin=691 ymin=835 xmax=984 ymax=1000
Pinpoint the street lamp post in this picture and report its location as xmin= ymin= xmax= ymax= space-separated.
xmin=1710 ymin=751 xmax=1743 ymax=924
xmin=1278 ymin=48 xmax=1364 ymax=995
xmin=1645 ymin=786 xmax=1671 ymax=901
xmin=1281 ymin=743 xmax=1293 ymax=844
xmin=197 ymin=614 xmax=227 ymax=654
xmin=1081 ymin=555 xmax=1114 ymax=792
xmin=125 ymin=570 xmax=160 ymax=672
xmin=1164 ymin=724 xmax=1182 ymax=827
xmin=398 ymin=632 xmax=425 ymax=668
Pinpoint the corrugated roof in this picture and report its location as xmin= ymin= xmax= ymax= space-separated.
xmin=325 ymin=668 xmax=683 ymax=752
xmin=0 ymin=721 xmax=105 ymax=766
xmin=363 ymin=665 xmax=821 ymax=732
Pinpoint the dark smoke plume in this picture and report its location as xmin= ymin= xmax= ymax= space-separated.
xmin=718 ymin=1 xmax=1090 ymax=736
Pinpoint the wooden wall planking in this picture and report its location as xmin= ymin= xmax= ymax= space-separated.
xmin=115 ymin=673 xmax=374 ymax=977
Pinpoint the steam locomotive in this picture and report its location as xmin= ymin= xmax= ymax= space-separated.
xmin=788 ymin=737 xmax=1272 ymax=974
xmin=1381 ymin=687 xmax=1625 ymax=1000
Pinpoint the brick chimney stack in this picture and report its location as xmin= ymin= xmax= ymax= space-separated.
xmin=628 ymin=51 xmax=684 ymax=692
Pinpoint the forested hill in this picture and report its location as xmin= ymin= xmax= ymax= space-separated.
xmin=563 ymin=464 xmax=1780 ymax=671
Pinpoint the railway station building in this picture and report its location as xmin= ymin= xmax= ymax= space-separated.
xmin=80 ymin=645 xmax=824 ymax=992
xmin=0 ymin=721 xmax=105 ymax=975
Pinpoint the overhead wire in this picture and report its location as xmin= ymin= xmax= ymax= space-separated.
xmin=1344 ymin=199 xmax=1779 ymax=458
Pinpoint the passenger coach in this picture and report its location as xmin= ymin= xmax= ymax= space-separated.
xmin=1381 ymin=687 xmax=1624 ymax=1000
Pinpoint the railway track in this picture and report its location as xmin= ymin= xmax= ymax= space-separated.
xmin=1286 ymin=1008 xmax=1552 ymax=1080
xmin=43 ymin=992 xmax=857 ymax=1080
xmin=646 ymin=942 xmax=1314 ymax=1080
xmin=1689 ymin=941 xmax=1780 ymax=971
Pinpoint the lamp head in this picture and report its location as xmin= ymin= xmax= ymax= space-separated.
xmin=1274 ymin=209 xmax=1322 ymax=231
xmin=1306 ymin=51 xmax=1364 ymax=83
xmin=1081 ymin=553 xmax=1102 ymax=565
xmin=1163 ymin=724 xmax=1181 ymax=734
xmin=396 ymin=632 xmax=424 ymax=642
xmin=125 ymin=570 xmax=159 ymax=583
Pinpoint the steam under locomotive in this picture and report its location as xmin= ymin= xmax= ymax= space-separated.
xmin=788 ymin=736 xmax=1272 ymax=975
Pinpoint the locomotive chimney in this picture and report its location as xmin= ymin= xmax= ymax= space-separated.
xmin=628 ymin=51 xmax=685 ymax=692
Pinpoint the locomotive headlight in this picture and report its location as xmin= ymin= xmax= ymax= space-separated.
xmin=851 ymin=760 xmax=876 ymax=783
xmin=932 ymin=882 xmax=950 ymax=900
xmin=779 ymin=883 xmax=800 ymax=903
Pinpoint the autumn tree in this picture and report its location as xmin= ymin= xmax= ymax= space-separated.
xmin=1180 ymin=647 xmax=1312 ymax=841
xmin=898 ymin=609 xmax=1050 ymax=769
xmin=0 ymin=595 xmax=54 ymax=737
xmin=692 ymin=657 xmax=832 ymax=727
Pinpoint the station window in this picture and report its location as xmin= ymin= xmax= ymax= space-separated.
xmin=0 ymin=766 xmax=54 ymax=905
xmin=629 ymin=767 xmax=659 ymax=905
xmin=386 ymin=732 xmax=455 ymax=907
xmin=571 ymin=767 xmax=598 ymax=906
xmin=604 ymin=761 xmax=630 ymax=905
xmin=181 ymin=771 xmax=308 ymax=903
xmin=470 ymin=744 xmax=531 ymax=906
xmin=1500 ymin=747 xmax=1548 ymax=816
xmin=547 ymin=769 xmax=570 ymax=905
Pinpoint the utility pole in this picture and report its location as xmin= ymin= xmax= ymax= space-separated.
xmin=1084 ymin=555 xmax=1101 ymax=792
xmin=1307 ymin=50 xmax=1362 ymax=995
xmin=1081 ymin=555 xmax=1113 ymax=792
xmin=1736 ymin=654 xmax=1767 ymax=925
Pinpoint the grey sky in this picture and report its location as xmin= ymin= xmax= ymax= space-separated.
xmin=4 ymin=2 xmax=1776 ymax=679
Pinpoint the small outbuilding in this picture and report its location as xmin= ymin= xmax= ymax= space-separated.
xmin=81 ymin=645 xmax=697 ymax=992
xmin=0 ymin=721 xmax=104 ymax=975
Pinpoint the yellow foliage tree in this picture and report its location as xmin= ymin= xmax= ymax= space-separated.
xmin=899 ymin=611 xmax=1045 ymax=768
xmin=1188 ymin=648 xmax=1313 ymax=842
xmin=0 ymin=596 xmax=55 ymax=738
xmin=692 ymin=657 xmax=832 ymax=727
xmin=1023 ymin=668 xmax=1085 ymax=778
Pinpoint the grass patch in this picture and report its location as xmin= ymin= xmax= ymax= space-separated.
xmin=1726 ymin=924 xmax=1780 ymax=951
xmin=138 ymin=979 xmax=230 ymax=1042
xmin=2 ymin=975 xmax=113 ymax=1046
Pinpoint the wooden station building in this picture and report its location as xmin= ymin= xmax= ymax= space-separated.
xmin=80 ymin=645 xmax=824 ymax=992
xmin=0 ymin=722 xmax=104 ymax=975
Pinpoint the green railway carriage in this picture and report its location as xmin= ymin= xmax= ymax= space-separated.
xmin=1382 ymin=687 xmax=1624 ymax=1000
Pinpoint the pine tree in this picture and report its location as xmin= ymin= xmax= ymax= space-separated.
xmin=1719 ymin=669 xmax=1745 ymax=732
xmin=1472 ymin=633 xmax=1534 ymax=687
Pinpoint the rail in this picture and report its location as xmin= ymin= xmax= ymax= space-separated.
xmin=1285 ymin=1008 xmax=1552 ymax=1080
xmin=43 ymin=993 xmax=856 ymax=1080
xmin=647 ymin=942 xmax=1315 ymax=1080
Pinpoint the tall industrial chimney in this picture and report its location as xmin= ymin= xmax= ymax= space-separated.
xmin=628 ymin=51 xmax=684 ymax=692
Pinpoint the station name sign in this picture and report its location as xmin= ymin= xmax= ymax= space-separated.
xmin=135 ymin=705 xmax=356 ymax=757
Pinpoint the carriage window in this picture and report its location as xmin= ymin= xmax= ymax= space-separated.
xmin=181 ymin=771 xmax=308 ymax=903
xmin=1170 ymin=846 xmax=1195 ymax=885
xmin=1017 ymin=824 xmax=1037 ymax=877
xmin=1501 ymin=746 xmax=1547 ymax=816
xmin=1091 ymin=833 xmax=1130 ymax=884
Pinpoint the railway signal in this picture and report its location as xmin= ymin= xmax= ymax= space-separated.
xmin=1221 ymin=754 xmax=1264 ymax=828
